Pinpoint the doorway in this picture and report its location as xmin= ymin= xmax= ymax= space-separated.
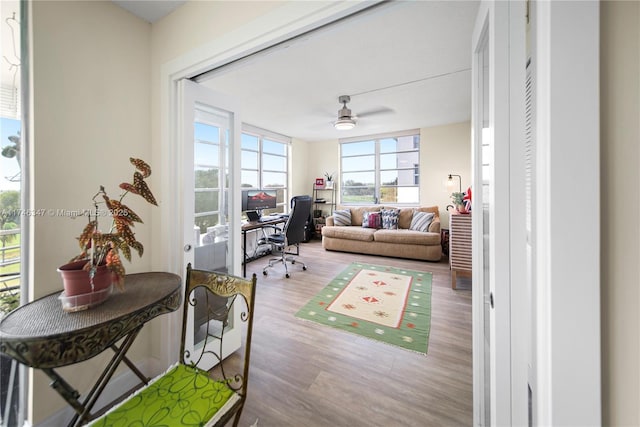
xmin=158 ymin=1 xmax=600 ymax=425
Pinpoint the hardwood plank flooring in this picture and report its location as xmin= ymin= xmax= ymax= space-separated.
xmin=237 ymin=239 xmax=472 ymax=427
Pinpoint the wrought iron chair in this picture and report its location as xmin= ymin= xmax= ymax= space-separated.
xmin=89 ymin=264 xmax=257 ymax=427
xmin=262 ymin=195 xmax=312 ymax=278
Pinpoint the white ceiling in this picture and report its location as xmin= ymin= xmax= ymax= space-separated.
xmin=111 ymin=0 xmax=479 ymax=143
xmin=197 ymin=1 xmax=480 ymax=142
xmin=112 ymin=0 xmax=187 ymax=23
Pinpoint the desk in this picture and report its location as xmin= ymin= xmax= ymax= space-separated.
xmin=242 ymin=216 xmax=286 ymax=277
xmin=0 ymin=272 xmax=181 ymax=427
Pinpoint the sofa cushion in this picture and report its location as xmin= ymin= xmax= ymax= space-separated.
xmin=361 ymin=211 xmax=382 ymax=229
xmin=410 ymin=211 xmax=435 ymax=232
xmin=332 ymin=209 xmax=352 ymax=226
xmin=381 ymin=208 xmax=400 ymax=230
xmin=336 ymin=205 xmax=440 ymax=228
xmin=374 ymin=229 xmax=441 ymax=245
xmin=321 ymin=226 xmax=376 ymax=242
xmin=398 ymin=206 xmax=439 ymax=229
xmin=348 ymin=206 xmax=383 ymax=226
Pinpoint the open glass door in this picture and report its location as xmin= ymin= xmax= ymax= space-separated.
xmin=180 ymin=79 xmax=243 ymax=370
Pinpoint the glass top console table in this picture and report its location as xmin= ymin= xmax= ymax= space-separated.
xmin=0 ymin=272 xmax=182 ymax=427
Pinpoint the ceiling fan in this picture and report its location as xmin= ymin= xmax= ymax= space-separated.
xmin=334 ymin=95 xmax=357 ymax=130
xmin=333 ymin=95 xmax=395 ymax=131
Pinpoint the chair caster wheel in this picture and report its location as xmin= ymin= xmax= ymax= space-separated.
xmin=285 ymin=274 xmax=290 ymax=278
xmin=303 ymin=266 xmax=307 ymax=271
xmin=263 ymin=271 xmax=268 ymax=276
xmin=291 ymin=260 xmax=296 ymax=264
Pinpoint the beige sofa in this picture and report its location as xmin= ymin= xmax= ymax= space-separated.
xmin=321 ymin=205 xmax=442 ymax=261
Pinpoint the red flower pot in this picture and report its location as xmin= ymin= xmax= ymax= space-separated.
xmin=57 ymin=260 xmax=114 ymax=311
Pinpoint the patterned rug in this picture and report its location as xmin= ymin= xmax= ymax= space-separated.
xmin=295 ymin=262 xmax=432 ymax=354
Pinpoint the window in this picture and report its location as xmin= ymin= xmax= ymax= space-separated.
xmin=194 ymin=121 xmax=224 ymax=232
xmin=1 ymin=2 xmax=25 ymax=425
xmin=241 ymin=125 xmax=290 ymax=213
xmin=340 ymin=130 xmax=420 ymax=204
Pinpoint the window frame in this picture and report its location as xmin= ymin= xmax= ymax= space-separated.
xmin=339 ymin=129 xmax=421 ymax=205
xmin=241 ymin=125 xmax=290 ymax=213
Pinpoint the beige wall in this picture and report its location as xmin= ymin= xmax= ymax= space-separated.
xmin=31 ymin=1 xmax=151 ymax=422
xmin=421 ymin=122 xmax=471 ymax=228
xmin=290 ymin=138 xmax=311 ymax=196
xmin=306 ymin=138 xmax=340 ymax=195
xmin=600 ymin=1 xmax=640 ymax=425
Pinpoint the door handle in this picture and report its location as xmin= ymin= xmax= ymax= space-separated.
xmin=490 ymin=292 xmax=494 ymax=308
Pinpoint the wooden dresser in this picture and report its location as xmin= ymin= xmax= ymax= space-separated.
xmin=449 ymin=212 xmax=472 ymax=289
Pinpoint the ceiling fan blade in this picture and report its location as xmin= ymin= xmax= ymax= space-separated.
xmin=355 ymin=107 xmax=395 ymax=119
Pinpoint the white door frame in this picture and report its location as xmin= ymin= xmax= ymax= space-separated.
xmin=471 ymin=2 xmax=521 ymax=425
xmin=471 ymin=1 xmax=601 ymax=425
xmin=180 ymin=79 xmax=243 ymax=368
xmin=531 ymin=2 xmax=601 ymax=425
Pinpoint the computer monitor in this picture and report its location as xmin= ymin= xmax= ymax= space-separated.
xmin=242 ymin=189 xmax=277 ymax=212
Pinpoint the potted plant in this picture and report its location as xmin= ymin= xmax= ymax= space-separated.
xmin=324 ymin=172 xmax=334 ymax=189
xmin=58 ymin=158 xmax=157 ymax=309
xmin=450 ymin=192 xmax=467 ymax=213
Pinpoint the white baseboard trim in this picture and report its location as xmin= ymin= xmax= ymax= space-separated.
xmin=37 ymin=357 xmax=162 ymax=427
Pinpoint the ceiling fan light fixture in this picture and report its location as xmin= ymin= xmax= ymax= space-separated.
xmin=334 ymin=95 xmax=356 ymax=130
xmin=334 ymin=118 xmax=356 ymax=130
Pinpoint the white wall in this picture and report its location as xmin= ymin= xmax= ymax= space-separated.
xmin=31 ymin=1 xmax=151 ymax=423
xmin=601 ymin=1 xmax=640 ymax=424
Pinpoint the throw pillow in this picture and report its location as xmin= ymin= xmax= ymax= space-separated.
xmin=410 ymin=211 xmax=435 ymax=232
xmin=333 ymin=209 xmax=352 ymax=226
xmin=381 ymin=208 xmax=400 ymax=230
xmin=361 ymin=211 xmax=382 ymax=229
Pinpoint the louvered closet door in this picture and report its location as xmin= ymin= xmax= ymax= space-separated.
xmin=450 ymin=213 xmax=473 ymax=289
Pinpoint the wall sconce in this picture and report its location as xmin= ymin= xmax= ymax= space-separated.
xmin=447 ymin=174 xmax=462 ymax=193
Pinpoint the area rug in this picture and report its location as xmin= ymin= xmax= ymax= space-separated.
xmin=295 ymin=262 xmax=432 ymax=354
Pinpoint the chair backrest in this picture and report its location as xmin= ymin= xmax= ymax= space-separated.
xmin=181 ymin=264 xmax=257 ymax=397
xmin=283 ymin=195 xmax=312 ymax=246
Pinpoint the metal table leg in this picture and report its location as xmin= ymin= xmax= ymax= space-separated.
xmin=42 ymin=326 xmax=145 ymax=427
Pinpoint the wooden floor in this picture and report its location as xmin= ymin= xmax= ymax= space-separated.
xmin=238 ymin=238 xmax=473 ymax=427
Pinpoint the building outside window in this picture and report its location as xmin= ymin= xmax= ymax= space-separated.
xmin=340 ymin=130 xmax=420 ymax=205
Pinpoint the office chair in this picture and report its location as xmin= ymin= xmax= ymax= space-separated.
xmin=262 ymin=195 xmax=312 ymax=278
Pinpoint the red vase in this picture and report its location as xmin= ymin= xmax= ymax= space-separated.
xmin=58 ymin=260 xmax=113 ymax=311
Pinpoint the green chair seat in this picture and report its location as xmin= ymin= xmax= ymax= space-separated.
xmin=89 ymin=363 xmax=240 ymax=427
xmin=89 ymin=266 xmax=257 ymax=427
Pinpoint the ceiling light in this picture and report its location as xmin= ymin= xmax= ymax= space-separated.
xmin=334 ymin=118 xmax=356 ymax=130
xmin=334 ymin=95 xmax=356 ymax=130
